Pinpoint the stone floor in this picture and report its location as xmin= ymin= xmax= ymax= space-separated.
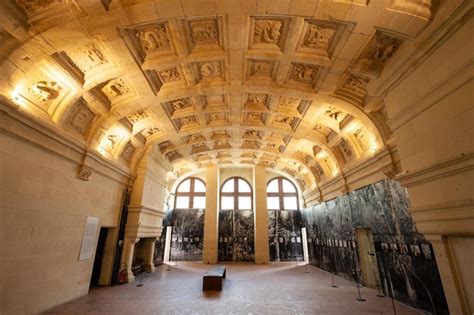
xmin=45 ymin=262 xmax=422 ymax=314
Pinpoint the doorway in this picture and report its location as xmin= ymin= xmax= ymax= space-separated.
xmin=90 ymin=227 xmax=108 ymax=286
xmin=355 ymin=228 xmax=381 ymax=289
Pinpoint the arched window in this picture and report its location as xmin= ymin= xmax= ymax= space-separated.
xmin=220 ymin=177 xmax=253 ymax=210
xmin=174 ymin=177 xmax=206 ymax=209
xmin=266 ymin=177 xmax=299 ymax=210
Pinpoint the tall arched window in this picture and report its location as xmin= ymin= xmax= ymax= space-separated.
xmin=174 ymin=177 xmax=206 ymax=209
xmin=220 ymin=177 xmax=253 ymax=210
xmin=267 ymin=177 xmax=299 ymax=210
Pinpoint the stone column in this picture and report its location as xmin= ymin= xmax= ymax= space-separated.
xmin=121 ymin=236 xmax=140 ymax=282
xmin=144 ymin=237 xmax=157 ymax=272
xmin=254 ymin=165 xmax=269 ymax=264
xmin=203 ymin=165 xmax=219 ymax=264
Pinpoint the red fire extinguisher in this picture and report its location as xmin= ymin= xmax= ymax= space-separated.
xmin=118 ymin=264 xmax=127 ymax=285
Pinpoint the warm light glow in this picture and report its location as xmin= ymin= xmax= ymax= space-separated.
xmin=316 ymin=150 xmax=328 ymax=159
xmin=332 ymin=169 xmax=339 ymax=177
xmin=344 ymin=121 xmax=359 ymax=134
xmin=10 ymin=82 xmax=26 ymax=107
xmin=369 ymin=136 xmax=378 ymax=153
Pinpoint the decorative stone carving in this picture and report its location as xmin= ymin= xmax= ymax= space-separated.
xmin=247 ymin=93 xmax=268 ymax=105
xmin=383 ymin=165 xmax=397 ymax=179
xmin=170 ymin=98 xmax=192 ymax=112
xmin=180 ymin=116 xmax=198 ymax=126
xmin=290 ymin=64 xmax=318 ymax=84
xmin=353 ymin=127 xmax=369 ymax=150
xmin=246 ymin=112 xmax=262 ymax=123
xmin=77 ymin=164 xmax=92 ymax=181
xmin=324 ymin=107 xmax=347 ymax=123
xmin=16 ymin=0 xmax=60 ymax=14
xmin=142 ymin=126 xmax=162 ymax=137
xmin=121 ymin=142 xmax=135 ymax=162
xmin=189 ymin=19 xmax=218 ymax=45
xmin=102 ymin=78 xmax=129 ymax=98
xmin=244 ymin=130 xmax=259 ymax=139
xmin=313 ymin=124 xmax=331 ymax=135
xmin=254 ymin=20 xmax=282 ymax=44
xmin=209 ymin=113 xmax=225 ymax=121
xmin=282 ymin=97 xmax=300 ymax=108
xmin=335 ymin=74 xmax=369 ymax=106
xmin=136 ymin=25 xmax=170 ymax=51
xmin=127 ymin=109 xmax=149 ymax=124
xmin=188 ymin=134 xmax=206 ymax=144
xmin=275 ymin=115 xmax=293 ymax=125
xmin=215 ymin=141 xmax=230 ymax=149
xmin=158 ymin=67 xmax=180 ymax=83
xmin=29 ymin=81 xmax=61 ymax=102
xmin=351 ymin=32 xmax=402 ymax=79
xmin=64 ymin=99 xmax=95 ymax=135
xmin=249 ymin=60 xmax=273 ymax=76
xmin=71 ymin=43 xmax=108 ymax=73
xmin=339 ymin=139 xmax=353 ymax=160
xmin=199 ymin=61 xmax=222 ymax=78
xmin=303 ymin=25 xmax=336 ymax=50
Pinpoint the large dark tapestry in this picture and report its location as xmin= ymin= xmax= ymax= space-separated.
xmin=268 ymin=210 xmax=303 ymax=261
xmin=161 ymin=208 xmax=205 ymax=261
xmin=300 ymin=179 xmax=448 ymax=314
xmin=218 ymin=210 xmax=254 ymax=261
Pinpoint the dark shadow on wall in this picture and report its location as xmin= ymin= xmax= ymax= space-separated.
xmin=300 ymin=179 xmax=448 ymax=314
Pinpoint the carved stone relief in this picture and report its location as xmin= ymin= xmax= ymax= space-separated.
xmin=189 ymin=19 xmax=219 ymax=45
xmin=303 ymin=24 xmax=336 ymax=51
xmin=247 ymin=93 xmax=268 ymax=106
xmin=199 ymin=61 xmax=222 ymax=78
xmin=188 ymin=134 xmax=206 ymax=144
xmin=170 ymin=98 xmax=193 ymax=112
xmin=274 ymin=115 xmax=293 ymax=126
xmin=324 ymin=107 xmax=347 ymax=123
xmin=121 ymin=141 xmax=135 ymax=162
xmin=253 ymin=19 xmax=282 ymax=45
xmin=166 ymin=151 xmax=182 ymax=162
xmin=158 ymin=67 xmax=181 ymax=83
xmin=249 ymin=60 xmax=274 ymax=78
xmin=70 ymin=43 xmax=108 ymax=73
xmin=335 ymin=74 xmax=369 ymax=105
xmin=351 ymin=32 xmax=402 ymax=79
xmin=136 ymin=25 xmax=170 ymax=51
xmin=215 ymin=141 xmax=231 ymax=149
xmin=339 ymin=139 xmax=353 ymax=160
xmin=179 ymin=115 xmax=199 ymax=129
xmin=102 ymin=78 xmax=129 ymax=99
xmin=242 ymin=140 xmax=259 ymax=149
xmin=127 ymin=109 xmax=149 ymax=124
xmin=313 ymin=124 xmax=331 ymax=135
xmin=192 ymin=143 xmax=208 ymax=153
xmin=28 ymin=81 xmax=61 ymax=102
xmin=64 ymin=99 xmax=95 ymax=135
xmin=77 ymin=164 xmax=92 ymax=181
xmin=16 ymin=0 xmax=61 ymax=14
xmin=290 ymin=63 xmax=319 ymax=85
xmin=142 ymin=126 xmax=162 ymax=138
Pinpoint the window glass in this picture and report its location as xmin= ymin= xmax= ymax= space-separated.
xmin=267 ymin=179 xmax=279 ymax=193
xmin=238 ymin=196 xmax=252 ymax=210
xmin=267 ymin=197 xmax=280 ymax=210
xmin=282 ymin=179 xmax=296 ymax=193
xmin=177 ymin=179 xmax=190 ymax=192
xmin=238 ymin=179 xmax=251 ymax=193
xmin=193 ymin=196 xmax=206 ymax=209
xmin=221 ymin=196 xmax=234 ymax=210
xmin=194 ymin=180 xmax=206 ymax=192
xmin=222 ymin=180 xmax=234 ymax=193
xmin=176 ymin=196 xmax=189 ymax=209
xmin=283 ymin=196 xmax=298 ymax=210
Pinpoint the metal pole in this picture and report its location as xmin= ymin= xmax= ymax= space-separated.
xmin=355 ymin=268 xmax=366 ymax=301
xmin=137 ymin=265 xmax=144 ymax=287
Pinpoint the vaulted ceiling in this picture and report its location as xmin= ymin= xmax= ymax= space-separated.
xmin=0 ymin=0 xmax=433 ymax=193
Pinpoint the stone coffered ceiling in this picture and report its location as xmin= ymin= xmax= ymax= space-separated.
xmin=0 ymin=0 xmax=435 ymax=194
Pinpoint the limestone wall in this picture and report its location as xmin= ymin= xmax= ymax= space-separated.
xmin=0 ymin=103 xmax=130 ymax=314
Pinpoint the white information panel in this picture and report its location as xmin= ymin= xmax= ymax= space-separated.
xmin=78 ymin=216 xmax=99 ymax=261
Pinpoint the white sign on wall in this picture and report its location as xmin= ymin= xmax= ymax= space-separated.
xmin=78 ymin=216 xmax=99 ymax=261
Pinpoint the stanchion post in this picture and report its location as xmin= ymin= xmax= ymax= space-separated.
xmin=355 ymin=268 xmax=366 ymax=301
xmin=137 ymin=265 xmax=144 ymax=287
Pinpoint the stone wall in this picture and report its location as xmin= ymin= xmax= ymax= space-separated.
xmin=301 ymin=180 xmax=449 ymax=314
xmin=0 ymin=104 xmax=130 ymax=314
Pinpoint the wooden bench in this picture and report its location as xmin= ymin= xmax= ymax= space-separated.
xmin=203 ymin=266 xmax=226 ymax=291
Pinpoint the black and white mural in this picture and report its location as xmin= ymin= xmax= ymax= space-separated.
xmin=268 ymin=210 xmax=304 ymax=261
xmin=300 ymin=179 xmax=448 ymax=314
xmin=218 ymin=210 xmax=255 ymax=261
xmin=162 ymin=208 xmax=205 ymax=261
